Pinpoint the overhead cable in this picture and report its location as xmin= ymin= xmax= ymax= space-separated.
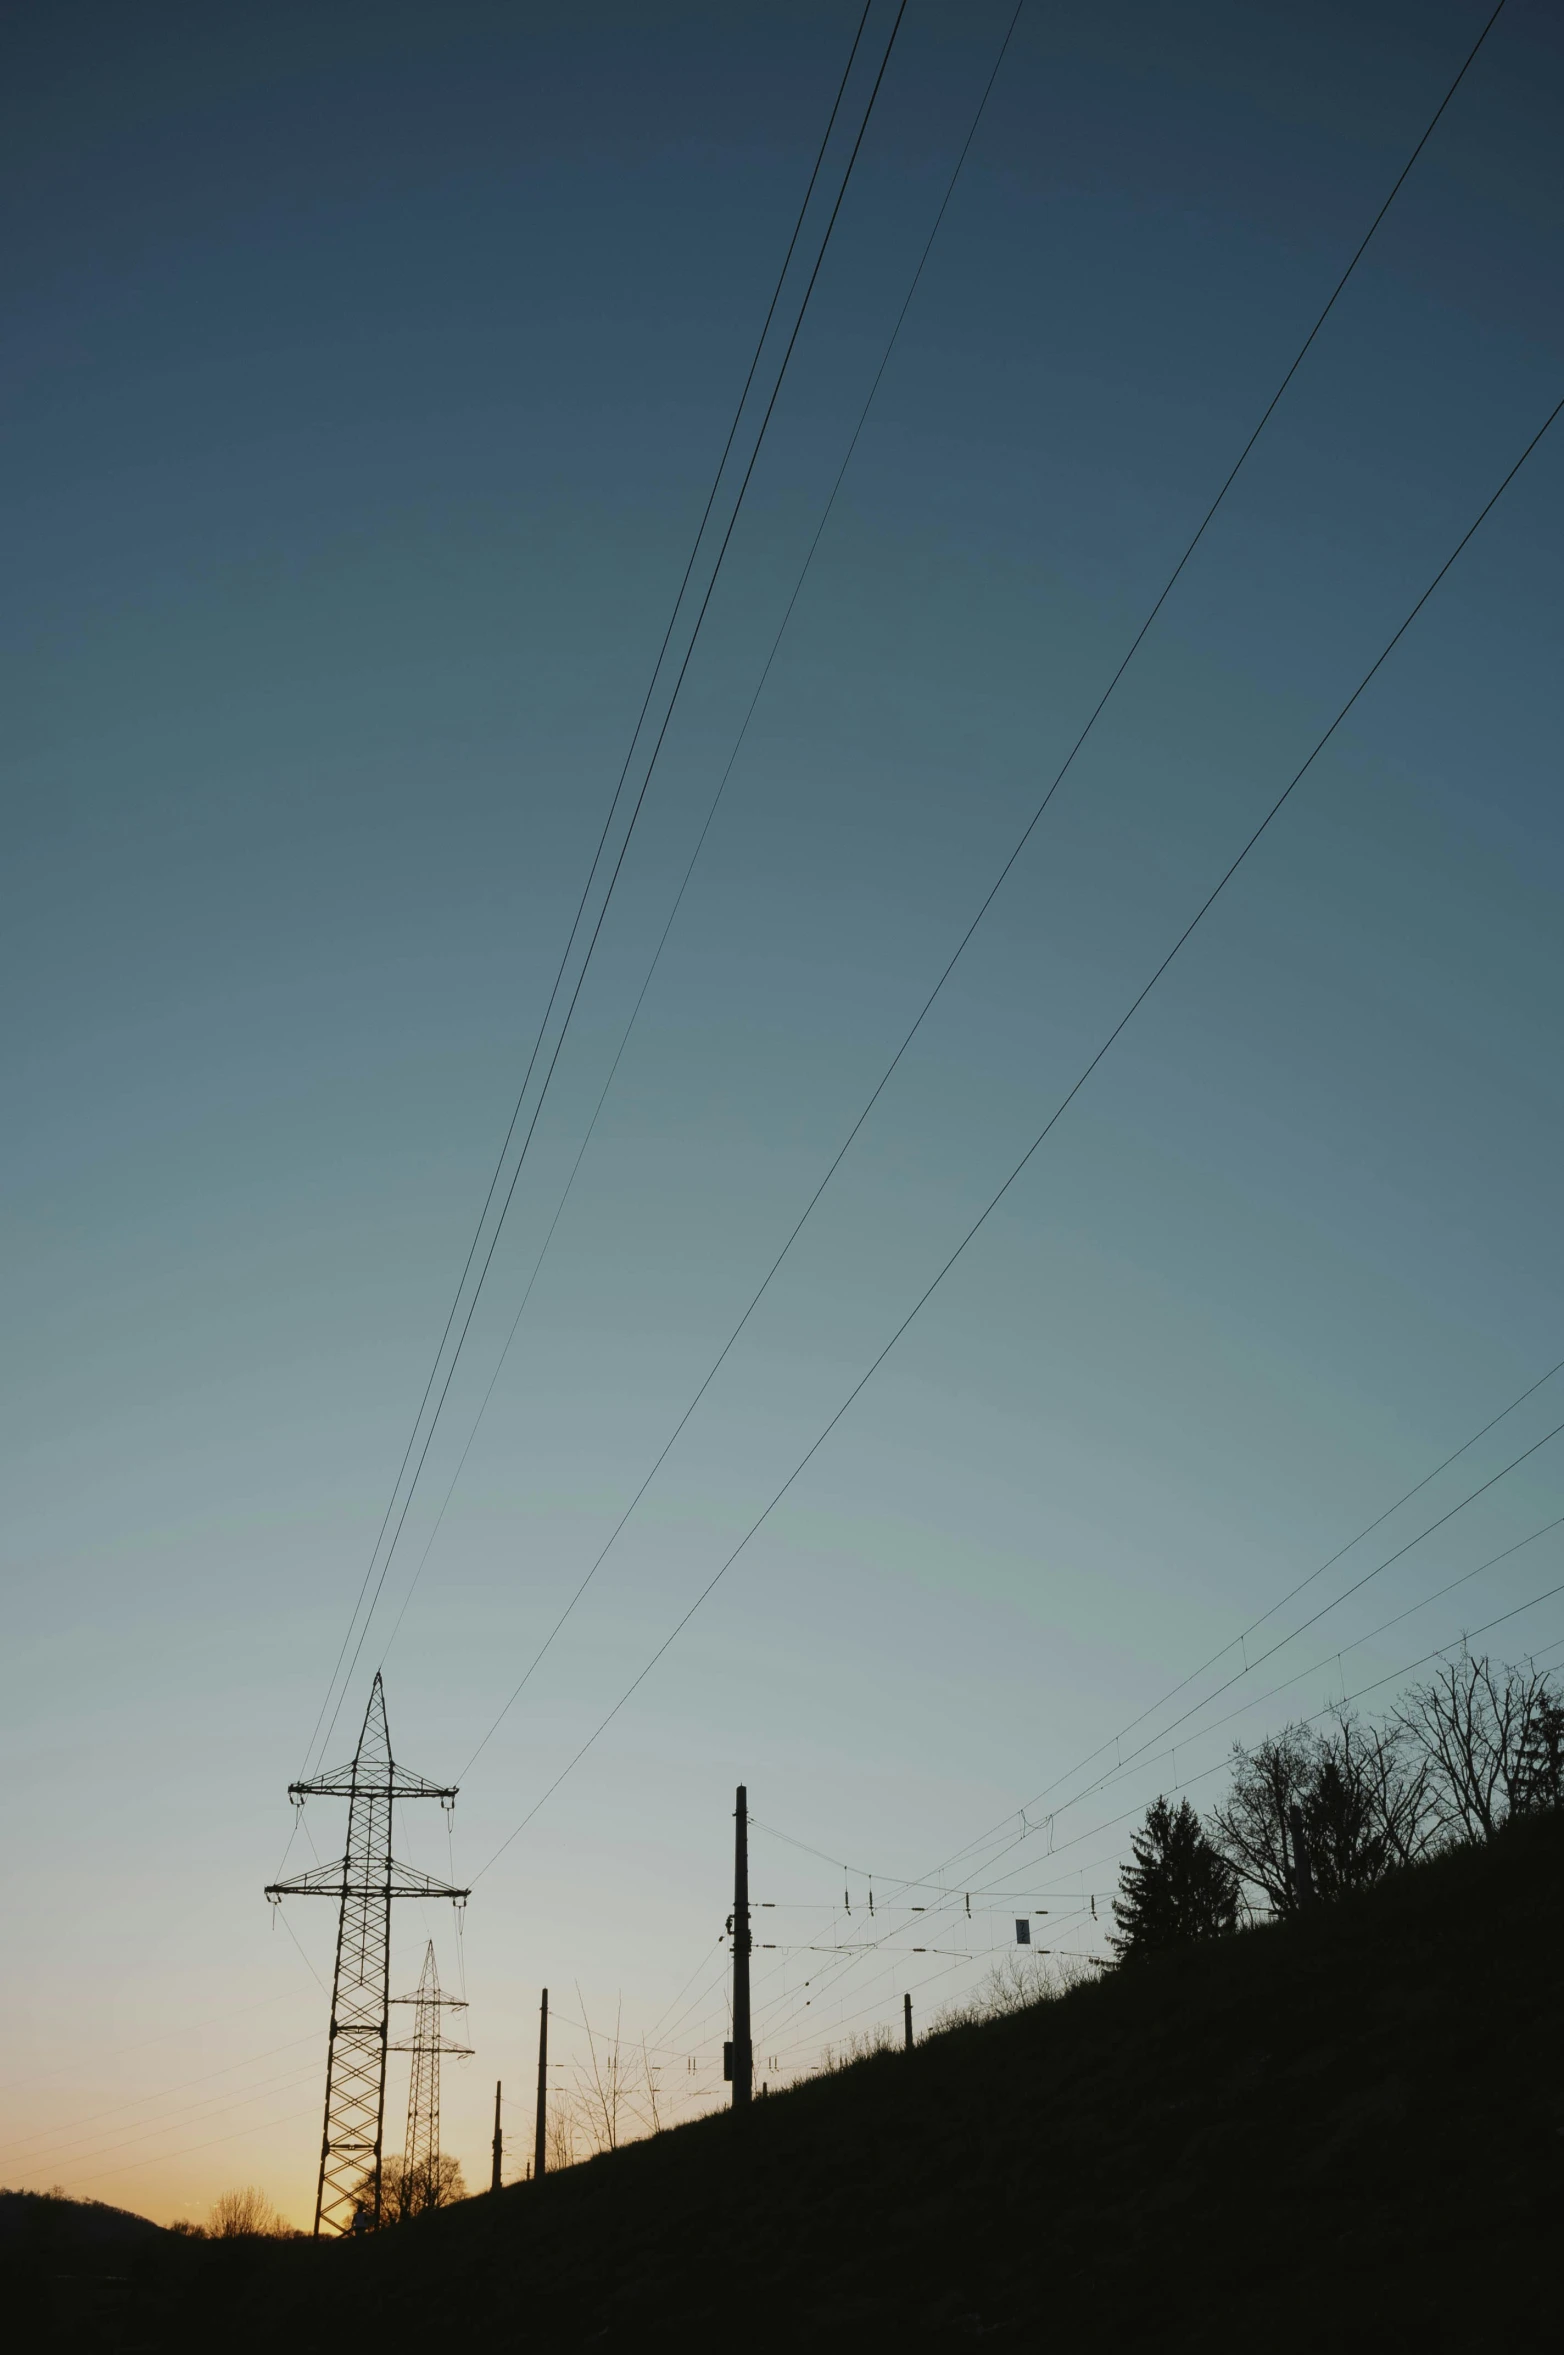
xmin=455 ymin=0 xmax=1513 ymax=1779
xmin=470 ymin=385 xmax=1564 ymax=1882
xmin=300 ymin=0 xmax=903 ymax=1766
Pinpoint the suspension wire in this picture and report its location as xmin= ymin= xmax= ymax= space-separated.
xmin=453 ymin=0 xmax=1513 ymax=1782
xmin=923 ymin=1410 xmax=1564 ymax=1891
xmin=380 ymin=0 xmax=1028 ymax=1698
xmin=469 ymin=385 xmax=1564 ymax=1886
xmin=0 ymin=2035 xmax=322 ymax=2168
xmin=1025 ymin=1516 xmax=1564 ymax=1836
xmin=298 ymin=0 xmax=884 ymax=1771
xmin=61 ymin=2102 xmax=324 ymax=2194
xmin=738 ymin=1402 xmax=1564 ymax=1964
xmin=757 ymin=1578 xmax=1564 ymax=2052
xmin=920 ymin=1363 xmax=1564 ymax=1889
xmin=310 ymin=3 xmax=912 ymax=1768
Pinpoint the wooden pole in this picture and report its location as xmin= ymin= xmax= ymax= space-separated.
xmin=731 ymin=1786 xmax=752 ymax=2110
xmin=903 ymin=1991 xmax=913 ymax=2052
xmin=490 ymin=2079 xmax=502 ymax=2193
xmin=533 ymin=1989 xmax=549 ymax=2180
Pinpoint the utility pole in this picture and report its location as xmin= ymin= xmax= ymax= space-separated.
xmin=533 ymin=1989 xmax=549 ymax=2182
xmin=730 ymin=1784 xmax=752 ymax=2110
xmin=903 ymin=1992 xmax=913 ymax=2052
xmin=490 ymin=2080 xmax=503 ymax=2194
xmin=390 ymin=1941 xmax=471 ymax=2217
xmin=266 ymin=1674 xmax=468 ymax=2237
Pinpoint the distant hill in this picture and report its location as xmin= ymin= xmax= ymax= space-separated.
xmin=14 ymin=1813 xmax=1561 ymax=2349
xmin=0 ymin=2189 xmax=163 ymax=2252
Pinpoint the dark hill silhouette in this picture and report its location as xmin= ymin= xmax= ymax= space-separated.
xmin=0 ymin=2190 xmax=164 ymax=2253
xmin=15 ymin=1812 xmax=1561 ymax=2350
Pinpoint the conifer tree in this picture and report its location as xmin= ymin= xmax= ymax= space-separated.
xmin=1111 ymin=1796 xmax=1238 ymax=1962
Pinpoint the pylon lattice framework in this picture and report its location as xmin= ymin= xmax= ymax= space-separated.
xmin=266 ymin=1674 xmax=469 ymax=2236
xmin=391 ymin=1940 xmax=471 ymax=2216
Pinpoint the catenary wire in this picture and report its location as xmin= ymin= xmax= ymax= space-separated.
xmin=298 ymin=0 xmax=882 ymax=1771
xmin=918 ymin=1355 xmax=1564 ymax=1888
xmin=1025 ymin=1512 xmax=1564 ymax=1834
xmin=747 ymin=1375 xmax=1564 ymax=1941
xmin=750 ymin=1594 xmax=1564 ymax=2058
xmin=468 ymin=386 xmax=1564 ymax=1883
xmin=454 ymin=0 xmax=1511 ymax=1779
xmin=921 ymin=1408 xmax=1564 ymax=1892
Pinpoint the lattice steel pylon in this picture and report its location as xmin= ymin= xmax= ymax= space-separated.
xmin=391 ymin=1940 xmax=471 ymax=2217
xmin=265 ymin=1674 xmax=469 ymax=2236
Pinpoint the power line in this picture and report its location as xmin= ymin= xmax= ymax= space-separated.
xmin=747 ymin=1597 xmax=1564 ymax=2061
xmin=450 ymin=1 xmax=1028 ymax=1768
xmin=59 ymin=2103 xmax=323 ymax=2195
xmin=0 ymin=2036 xmax=322 ymax=2168
xmin=1036 ymin=1511 xmax=1564 ymax=1834
xmin=744 ymin=1369 xmax=1564 ymax=1936
xmin=301 ymin=0 xmax=901 ymax=1767
xmin=924 ymin=1395 xmax=1564 ymax=1889
xmin=470 ymin=385 xmax=1564 ymax=1882
xmin=945 ymin=1352 xmax=1564 ymax=1870
xmin=453 ymin=0 xmax=1513 ymax=1781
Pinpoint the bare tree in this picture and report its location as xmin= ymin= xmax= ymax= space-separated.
xmin=1340 ymin=1710 xmax=1436 ymax=1869
xmin=381 ymin=2153 xmax=465 ymax=2222
xmin=573 ymin=1990 xmax=661 ymax=2156
xmin=208 ymin=2186 xmax=276 ymax=2238
xmin=1515 ymin=1689 xmax=1564 ymax=1815
xmin=816 ymin=2023 xmax=896 ymax=2073
xmin=924 ymin=1953 xmax=1090 ymax=2037
xmin=545 ymin=2100 xmax=577 ymax=2174
xmin=1306 ymin=1711 xmax=1439 ymax=1896
xmin=1213 ymin=1712 xmax=1436 ymax=1915
xmin=1395 ymin=1654 xmax=1558 ymax=1844
xmin=1211 ymin=1725 xmax=1316 ymax=1917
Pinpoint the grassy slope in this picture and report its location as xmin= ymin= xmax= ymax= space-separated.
xmin=23 ymin=1815 xmax=1563 ymax=2350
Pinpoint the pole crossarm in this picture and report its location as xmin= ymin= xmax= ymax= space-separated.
xmin=287 ymin=1767 xmax=458 ymax=1802
xmin=266 ymin=1859 xmax=470 ymax=1902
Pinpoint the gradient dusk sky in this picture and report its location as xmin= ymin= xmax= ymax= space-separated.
xmin=3 ymin=0 xmax=1562 ymax=2225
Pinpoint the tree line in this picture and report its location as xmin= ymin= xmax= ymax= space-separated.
xmin=1110 ymin=1650 xmax=1564 ymax=1961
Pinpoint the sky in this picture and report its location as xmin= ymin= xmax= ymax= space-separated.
xmin=3 ymin=0 xmax=1562 ymax=2227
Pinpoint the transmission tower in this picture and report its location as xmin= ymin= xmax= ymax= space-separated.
xmin=266 ymin=1673 xmax=469 ymax=2236
xmin=391 ymin=1940 xmax=471 ymax=2216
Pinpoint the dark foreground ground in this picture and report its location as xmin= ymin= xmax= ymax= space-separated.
xmin=13 ymin=1813 xmax=1561 ymax=2351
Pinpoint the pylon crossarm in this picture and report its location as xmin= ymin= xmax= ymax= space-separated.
xmin=266 ymin=1861 xmax=470 ymax=1901
xmin=287 ymin=1768 xmax=459 ymax=1801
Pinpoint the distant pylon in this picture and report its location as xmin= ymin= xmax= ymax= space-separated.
xmin=391 ymin=1941 xmax=471 ymax=2218
xmin=266 ymin=1674 xmax=469 ymax=2236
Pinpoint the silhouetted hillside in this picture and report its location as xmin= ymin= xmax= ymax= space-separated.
xmin=0 ymin=2191 xmax=164 ymax=2254
xmin=19 ymin=1815 xmax=1561 ymax=2350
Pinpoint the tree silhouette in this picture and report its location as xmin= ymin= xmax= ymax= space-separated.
xmin=1395 ymin=1655 xmax=1558 ymax=1844
xmin=380 ymin=2153 xmax=466 ymax=2222
xmin=207 ymin=2187 xmax=277 ymax=2238
xmin=1514 ymin=1689 xmax=1564 ymax=1817
xmin=1213 ymin=1713 xmax=1433 ymax=1916
xmin=1110 ymin=1797 xmax=1238 ymax=1961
